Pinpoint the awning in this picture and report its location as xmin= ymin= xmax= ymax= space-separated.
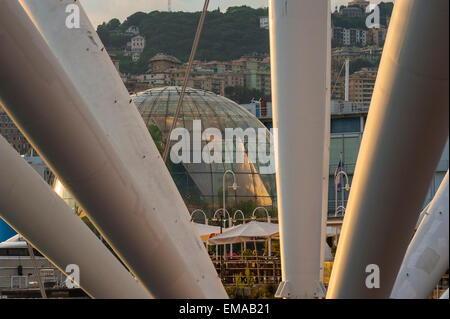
xmin=208 ymin=221 xmax=279 ymax=245
xmin=192 ymin=223 xmax=224 ymax=242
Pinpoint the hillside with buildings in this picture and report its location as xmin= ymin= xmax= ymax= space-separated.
xmin=98 ymin=2 xmax=393 ymax=75
xmin=97 ymin=6 xmax=270 ymax=74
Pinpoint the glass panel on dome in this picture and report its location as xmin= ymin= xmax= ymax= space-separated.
xmin=135 ymin=87 xmax=277 ymax=211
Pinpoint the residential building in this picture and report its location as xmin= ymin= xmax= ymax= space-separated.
xmin=332 ymin=46 xmax=382 ymax=74
xmin=348 ymin=0 xmax=370 ymax=10
xmin=348 ymin=68 xmax=377 ymax=106
xmin=130 ymin=35 xmax=145 ymax=53
xmin=147 ymin=53 xmax=182 ymax=73
xmin=339 ymin=6 xmax=365 ymax=18
xmin=368 ymin=27 xmax=388 ymax=46
xmin=125 ymin=26 xmax=140 ymax=36
xmin=332 ymin=67 xmax=377 ymax=106
xmin=260 ymin=16 xmax=269 ymax=30
xmin=333 ymin=27 xmax=368 ymax=47
xmin=192 ymin=75 xmax=225 ymax=95
xmin=143 ymin=53 xmax=271 ymax=96
xmin=241 ymin=99 xmax=273 ymax=129
xmin=132 ymin=52 xmax=141 ymax=62
xmin=221 ymin=73 xmax=246 ymax=88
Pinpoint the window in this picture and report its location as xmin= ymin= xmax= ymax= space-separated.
xmin=331 ymin=117 xmax=361 ymax=134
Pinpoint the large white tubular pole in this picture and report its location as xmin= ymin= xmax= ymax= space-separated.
xmin=0 ymin=1 xmax=226 ymax=298
xmin=0 ymin=137 xmax=150 ymax=299
xmin=327 ymin=0 xmax=449 ymax=298
xmin=269 ymin=0 xmax=331 ymax=298
xmin=391 ymin=171 xmax=449 ymax=299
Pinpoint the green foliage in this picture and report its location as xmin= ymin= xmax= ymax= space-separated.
xmin=147 ymin=123 xmax=165 ymax=155
xmin=332 ymin=14 xmax=368 ymax=30
xmin=226 ymin=286 xmax=238 ymax=299
xmin=242 ymin=248 xmax=255 ymax=257
xmin=234 ymin=201 xmax=257 ymax=218
xmin=225 ymin=86 xmax=269 ymax=104
xmin=97 ymin=19 xmax=129 ymax=48
xmin=226 ymin=270 xmax=278 ymax=299
xmin=256 ymin=284 xmax=277 ymax=299
xmin=378 ymin=2 xmax=394 ymax=26
xmin=332 ymin=2 xmax=393 ymax=29
xmin=226 ymin=283 xmax=277 ymax=299
xmin=264 ymin=240 xmax=280 ymax=257
xmin=245 ymin=268 xmax=255 ymax=288
xmin=97 ymin=3 xmax=394 ymax=74
xmin=97 ymin=6 xmax=270 ymax=74
xmin=119 ymin=56 xmax=142 ymax=75
xmin=349 ymin=58 xmax=376 ymax=74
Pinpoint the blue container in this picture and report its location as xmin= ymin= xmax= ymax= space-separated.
xmin=0 ymin=219 xmax=16 ymax=242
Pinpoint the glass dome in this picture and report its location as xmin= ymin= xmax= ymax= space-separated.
xmin=133 ymin=87 xmax=277 ymax=212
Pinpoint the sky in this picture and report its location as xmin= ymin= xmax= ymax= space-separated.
xmin=80 ymin=0 xmax=392 ymax=27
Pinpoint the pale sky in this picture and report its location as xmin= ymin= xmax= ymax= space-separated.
xmin=80 ymin=0 xmax=392 ymax=27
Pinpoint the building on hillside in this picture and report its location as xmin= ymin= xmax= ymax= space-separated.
xmin=332 ymin=47 xmax=382 ymax=72
xmin=125 ymin=26 xmax=140 ymax=36
xmin=332 ymin=27 xmax=350 ymax=47
xmin=347 ymin=68 xmax=377 ymax=106
xmin=368 ymin=27 xmax=388 ymax=46
xmin=332 ymin=47 xmax=362 ymax=68
xmin=136 ymin=73 xmax=171 ymax=87
xmin=259 ymin=16 xmax=269 ymax=30
xmin=192 ymin=76 xmax=225 ymax=96
xmin=348 ymin=0 xmax=370 ymax=10
xmin=332 ymin=68 xmax=377 ymax=106
xmin=132 ymin=52 xmax=141 ymax=62
xmin=349 ymin=28 xmax=367 ymax=47
xmin=130 ymin=35 xmax=146 ymax=53
xmin=358 ymin=46 xmax=383 ymax=62
xmin=147 ymin=53 xmax=182 ymax=73
xmin=339 ymin=6 xmax=365 ymax=18
xmin=221 ymin=73 xmax=246 ymax=88
xmin=134 ymin=53 xmax=271 ymax=96
xmin=198 ymin=61 xmax=233 ymax=73
xmin=333 ymin=27 xmax=368 ymax=47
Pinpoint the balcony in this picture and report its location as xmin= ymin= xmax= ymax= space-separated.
xmin=331 ymin=100 xmax=370 ymax=115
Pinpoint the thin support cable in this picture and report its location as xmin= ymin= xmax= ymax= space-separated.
xmin=162 ymin=0 xmax=210 ymax=162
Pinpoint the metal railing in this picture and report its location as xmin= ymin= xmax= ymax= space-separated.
xmin=0 ymin=266 xmax=65 ymax=290
xmin=0 ymin=274 xmax=63 ymax=290
xmin=331 ymin=101 xmax=370 ymax=115
xmin=211 ymin=256 xmax=282 ymax=286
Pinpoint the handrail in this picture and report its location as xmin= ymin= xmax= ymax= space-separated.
xmin=233 ymin=210 xmax=245 ymax=224
xmin=213 ymin=208 xmax=232 ymax=228
xmin=252 ymin=207 xmax=271 ymax=222
xmin=190 ymin=209 xmax=208 ymax=225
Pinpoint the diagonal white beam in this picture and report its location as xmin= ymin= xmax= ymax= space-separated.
xmin=327 ymin=0 xmax=449 ymax=298
xmin=0 ymin=0 xmax=226 ymax=298
xmin=391 ymin=171 xmax=449 ymax=299
xmin=0 ymin=136 xmax=151 ymax=299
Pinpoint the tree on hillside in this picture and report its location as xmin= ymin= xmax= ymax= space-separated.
xmin=349 ymin=58 xmax=375 ymax=74
xmin=97 ymin=6 xmax=270 ymax=74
